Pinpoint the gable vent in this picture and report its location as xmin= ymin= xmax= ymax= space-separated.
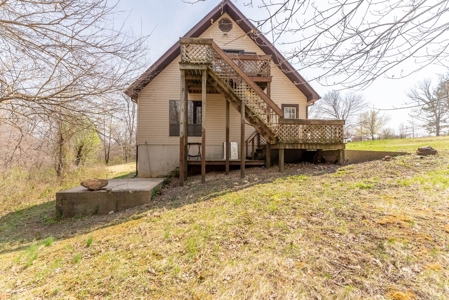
xmin=218 ymin=18 xmax=233 ymax=33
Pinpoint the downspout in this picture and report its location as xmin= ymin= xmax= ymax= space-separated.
xmin=306 ymin=102 xmax=315 ymax=119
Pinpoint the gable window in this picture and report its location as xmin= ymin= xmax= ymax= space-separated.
xmin=282 ymin=104 xmax=299 ymax=119
xmin=169 ymin=100 xmax=202 ymax=136
xmin=218 ymin=18 xmax=233 ymax=33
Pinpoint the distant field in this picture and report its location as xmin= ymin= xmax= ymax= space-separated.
xmin=346 ymin=136 xmax=449 ymax=152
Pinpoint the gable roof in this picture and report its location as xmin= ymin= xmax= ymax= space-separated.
xmin=125 ymin=0 xmax=320 ymax=102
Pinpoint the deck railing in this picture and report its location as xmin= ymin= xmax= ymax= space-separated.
xmin=180 ymin=38 xmax=345 ymax=146
xmin=180 ymin=38 xmax=283 ymax=142
xmin=277 ymin=119 xmax=345 ymax=144
xmin=227 ymin=54 xmax=271 ymax=78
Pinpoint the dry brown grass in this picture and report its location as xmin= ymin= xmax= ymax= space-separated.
xmin=0 ymin=154 xmax=448 ymax=299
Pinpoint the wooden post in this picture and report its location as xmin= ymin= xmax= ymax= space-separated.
xmin=240 ymin=101 xmax=245 ymax=179
xmin=179 ymin=70 xmax=187 ymax=186
xmin=339 ymin=149 xmax=345 ymax=165
xmin=183 ymin=74 xmax=189 ymax=180
xmin=279 ymin=144 xmax=284 ymax=173
xmin=266 ymin=143 xmax=271 ymax=168
xmin=201 ymin=70 xmax=207 ymax=183
xmin=225 ymin=100 xmax=230 ymax=175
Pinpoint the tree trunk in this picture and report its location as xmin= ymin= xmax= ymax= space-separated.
xmin=56 ymin=130 xmax=65 ymax=177
xmin=74 ymin=145 xmax=84 ymax=166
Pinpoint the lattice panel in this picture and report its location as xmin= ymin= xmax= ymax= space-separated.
xmin=181 ymin=40 xmax=344 ymax=147
xmin=181 ymin=42 xmax=278 ymax=139
xmin=181 ymin=44 xmax=212 ymax=64
xmin=210 ymin=55 xmax=279 ymax=133
xmin=277 ymin=124 xmax=344 ymax=144
xmin=232 ymin=59 xmax=271 ymax=77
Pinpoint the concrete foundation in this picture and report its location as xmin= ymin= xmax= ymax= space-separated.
xmin=344 ymin=150 xmax=407 ymax=164
xmin=56 ymin=178 xmax=164 ymax=218
xmin=137 ymin=144 xmax=242 ymax=177
xmin=136 ymin=146 xmax=407 ymax=178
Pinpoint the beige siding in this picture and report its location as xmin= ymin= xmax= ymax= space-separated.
xmin=201 ymin=14 xmax=308 ymax=118
xmin=137 ymin=12 xmax=310 ymax=171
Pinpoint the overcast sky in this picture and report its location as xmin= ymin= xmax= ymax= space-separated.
xmin=118 ymin=0 xmax=447 ymax=136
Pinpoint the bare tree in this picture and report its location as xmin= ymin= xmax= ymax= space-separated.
xmin=96 ymin=110 xmax=118 ymax=165
xmin=93 ymin=94 xmax=136 ymax=165
xmin=407 ymin=78 xmax=449 ymax=136
xmin=408 ymin=115 xmax=417 ymax=138
xmin=0 ymin=0 xmax=148 ymax=124
xmin=189 ymin=0 xmax=449 ymax=89
xmin=358 ymin=110 xmax=391 ymax=140
xmin=381 ymin=127 xmax=395 ymax=139
xmin=0 ymin=0 xmax=148 ymax=170
xmin=398 ymin=123 xmax=408 ymax=139
xmin=119 ymin=95 xmax=137 ymax=163
xmin=309 ymin=90 xmax=367 ymax=135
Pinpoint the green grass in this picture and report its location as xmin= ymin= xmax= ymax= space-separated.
xmin=1 ymin=155 xmax=448 ymax=299
xmin=86 ymin=237 xmax=93 ymax=247
xmin=346 ymin=135 xmax=449 ymax=152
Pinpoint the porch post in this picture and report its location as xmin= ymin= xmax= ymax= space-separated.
xmin=266 ymin=143 xmax=271 ymax=168
xmin=201 ymin=70 xmax=207 ymax=183
xmin=179 ymin=69 xmax=187 ymax=186
xmin=339 ymin=149 xmax=345 ymax=165
xmin=225 ymin=100 xmax=230 ymax=175
xmin=240 ymin=101 xmax=245 ymax=179
xmin=279 ymin=144 xmax=285 ymax=173
xmin=184 ymin=76 xmax=188 ymax=180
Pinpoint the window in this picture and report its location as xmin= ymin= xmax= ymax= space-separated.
xmin=169 ymin=100 xmax=202 ymax=136
xmin=282 ymin=104 xmax=299 ymax=119
xmin=223 ymin=49 xmax=244 ymax=55
xmin=218 ymin=18 xmax=233 ymax=33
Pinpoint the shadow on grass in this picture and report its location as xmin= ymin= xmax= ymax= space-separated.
xmin=110 ymin=171 xmax=136 ymax=179
xmin=0 ymin=164 xmax=339 ymax=254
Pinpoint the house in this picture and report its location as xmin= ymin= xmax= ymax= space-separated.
xmin=125 ymin=0 xmax=345 ymax=183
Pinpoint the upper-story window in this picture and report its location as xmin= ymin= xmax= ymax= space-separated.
xmin=282 ymin=104 xmax=299 ymax=119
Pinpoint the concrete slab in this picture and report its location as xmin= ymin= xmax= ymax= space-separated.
xmin=56 ymin=178 xmax=164 ymax=218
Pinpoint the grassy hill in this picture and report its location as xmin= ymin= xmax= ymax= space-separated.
xmin=0 ymin=146 xmax=448 ymax=299
xmin=346 ymin=135 xmax=449 ymax=152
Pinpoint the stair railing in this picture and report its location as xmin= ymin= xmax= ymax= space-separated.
xmin=180 ymin=38 xmax=283 ymax=136
xmin=245 ymin=130 xmax=260 ymax=160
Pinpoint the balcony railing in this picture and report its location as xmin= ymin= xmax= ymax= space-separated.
xmin=277 ymin=119 xmax=345 ymax=144
xmin=180 ymin=38 xmax=345 ymax=146
xmin=226 ymin=54 xmax=271 ymax=79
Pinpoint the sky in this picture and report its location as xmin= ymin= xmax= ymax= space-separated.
xmin=117 ymin=0 xmax=448 ymax=136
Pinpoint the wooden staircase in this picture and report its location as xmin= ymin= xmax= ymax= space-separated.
xmin=179 ymin=37 xmax=345 ymax=184
xmin=181 ymin=38 xmax=283 ymax=145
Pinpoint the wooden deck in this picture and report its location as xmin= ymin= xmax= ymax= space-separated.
xmin=178 ymin=37 xmax=346 ymax=185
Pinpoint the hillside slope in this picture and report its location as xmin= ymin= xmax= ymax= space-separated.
xmin=1 ymin=153 xmax=448 ymax=299
xmin=346 ymin=136 xmax=449 ymax=152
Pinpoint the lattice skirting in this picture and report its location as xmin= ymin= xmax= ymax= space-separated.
xmin=277 ymin=124 xmax=344 ymax=144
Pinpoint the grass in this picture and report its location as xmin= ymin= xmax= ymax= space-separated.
xmin=0 ymin=148 xmax=448 ymax=298
xmin=106 ymin=162 xmax=136 ymax=179
xmin=346 ymin=135 xmax=449 ymax=152
xmin=0 ymin=162 xmax=135 ymax=252
xmin=86 ymin=237 xmax=93 ymax=247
